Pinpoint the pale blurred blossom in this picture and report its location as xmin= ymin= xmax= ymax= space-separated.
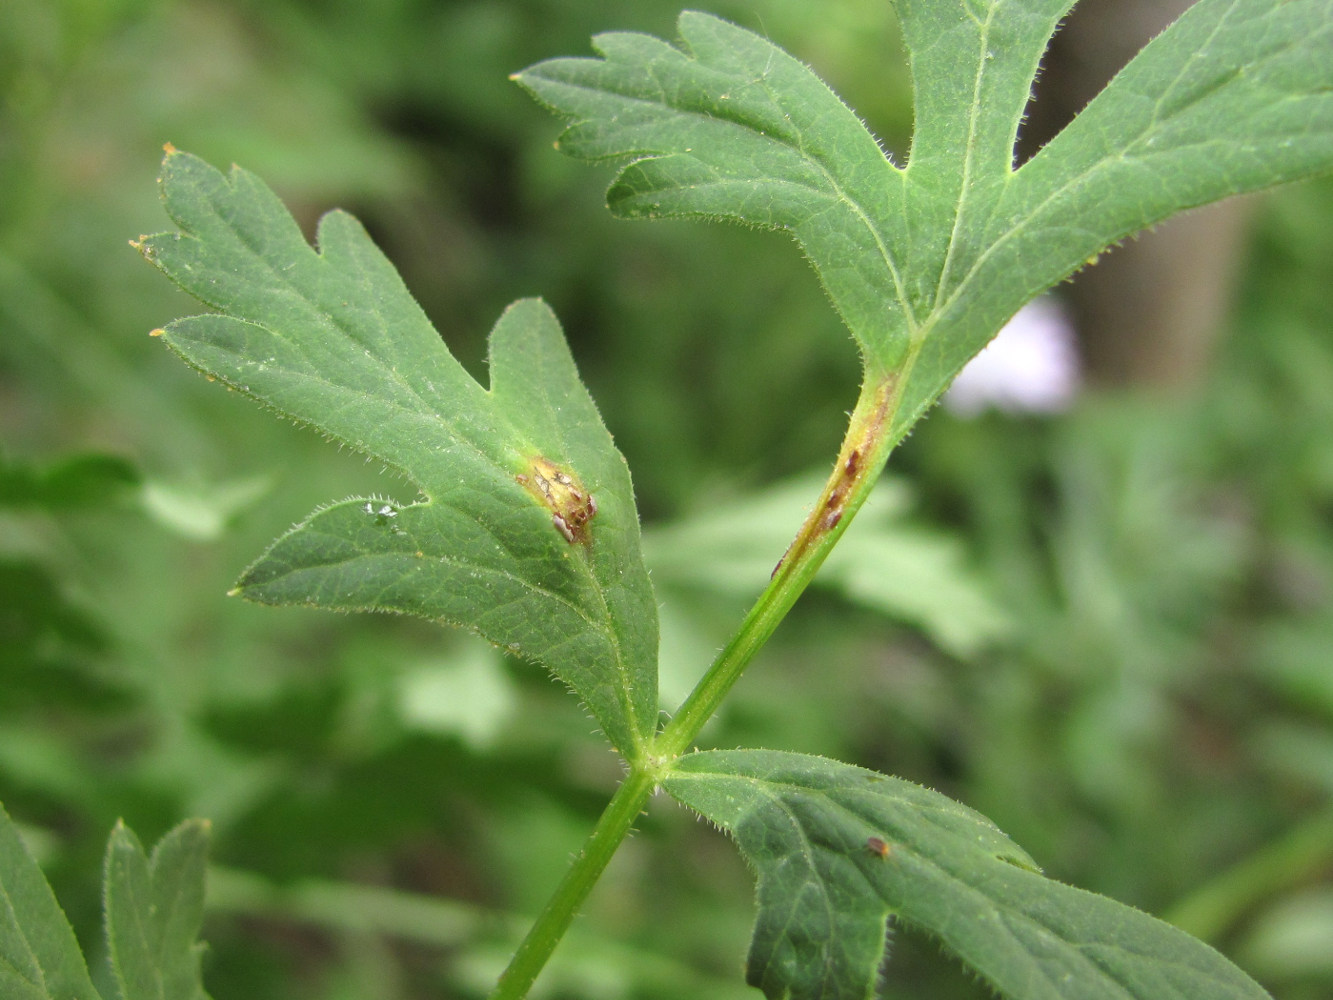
xmin=943 ymin=297 xmax=1080 ymax=416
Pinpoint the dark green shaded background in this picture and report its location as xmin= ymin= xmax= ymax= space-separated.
xmin=2 ymin=1 xmax=1331 ymax=997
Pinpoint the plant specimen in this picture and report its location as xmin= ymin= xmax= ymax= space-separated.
xmin=2 ymin=2 xmax=1330 ymax=997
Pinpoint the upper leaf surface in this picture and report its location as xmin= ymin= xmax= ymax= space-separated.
xmin=138 ymin=149 xmax=658 ymax=758
xmin=665 ymin=750 xmax=1271 ymax=1000
xmin=517 ymin=2 xmax=1333 ymax=441
xmin=514 ymin=11 xmax=912 ymax=372
xmin=104 ymin=820 xmax=212 ymax=1000
xmin=0 ymin=802 xmax=100 ymax=1000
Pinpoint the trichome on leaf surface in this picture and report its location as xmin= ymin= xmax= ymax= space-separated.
xmin=2 ymin=1 xmax=1329 ymax=998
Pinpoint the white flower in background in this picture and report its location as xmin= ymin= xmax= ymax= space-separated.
xmin=943 ymin=297 xmax=1080 ymax=416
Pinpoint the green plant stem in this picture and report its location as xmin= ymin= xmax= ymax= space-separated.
xmin=491 ymin=370 xmax=905 ymax=999
xmin=488 ymin=766 xmax=657 ymax=1000
xmin=657 ymin=372 xmax=901 ymax=758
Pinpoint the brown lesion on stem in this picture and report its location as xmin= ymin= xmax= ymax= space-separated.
xmin=517 ymin=456 xmax=597 ymax=544
xmin=771 ymin=374 xmax=897 ymax=579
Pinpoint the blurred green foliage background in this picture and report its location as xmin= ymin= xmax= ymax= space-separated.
xmin=2 ymin=1 xmax=1332 ymax=998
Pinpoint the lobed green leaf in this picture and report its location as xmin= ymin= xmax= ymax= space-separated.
xmin=0 ymin=802 xmax=100 ymax=1000
xmin=104 ymin=819 xmax=213 ymax=1000
xmin=514 ymin=11 xmax=912 ymax=376
xmin=517 ymin=2 xmax=1333 ymax=445
xmin=665 ymin=750 xmax=1271 ymax=1000
xmin=137 ymin=149 xmax=658 ymax=759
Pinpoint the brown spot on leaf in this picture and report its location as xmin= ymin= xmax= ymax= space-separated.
xmin=518 ymin=456 xmax=597 ymax=544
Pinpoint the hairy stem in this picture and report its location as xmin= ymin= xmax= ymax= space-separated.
xmin=656 ymin=372 xmax=900 ymax=758
xmin=491 ymin=370 xmax=904 ymax=998
xmin=487 ymin=766 xmax=658 ymax=1000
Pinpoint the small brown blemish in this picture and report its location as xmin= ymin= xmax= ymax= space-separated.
xmin=866 ymin=836 xmax=891 ymax=858
xmin=518 ymin=456 xmax=596 ymax=544
xmin=816 ymin=446 xmax=864 ymax=534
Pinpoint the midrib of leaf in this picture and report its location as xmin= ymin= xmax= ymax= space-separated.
xmin=928 ymin=1 xmax=1001 ymax=317
xmin=1147 ymin=6 xmax=1233 ymax=121
xmin=499 ymin=361 xmax=640 ymax=731
xmin=671 ymin=770 xmax=1020 ymax=886
xmin=0 ymin=907 xmax=53 ymax=997
xmin=926 ymin=0 xmax=1321 ymax=348
xmin=172 ymin=189 xmax=498 ymax=480
xmin=563 ymin=64 xmax=920 ymax=350
xmin=682 ymin=158 xmax=919 ymax=353
xmin=665 ymin=757 xmax=1272 ymax=1000
xmin=732 ymin=67 xmax=917 ymax=339
xmin=810 ymin=173 xmax=917 ymax=356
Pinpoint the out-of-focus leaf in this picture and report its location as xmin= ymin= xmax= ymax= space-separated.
xmin=140 ymin=474 xmax=271 ymax=541
xmin=1252 ymin=616 xmax=1333 ymax=718
xmin=1237 ymin=887 xmax=1333 ymax=980
xmin=395 ymin=642 xmax=517 ymax=750
xmin=104 ymin=819 xmax=212 ymax=1000
xmin=0 ymin=453 xmax=139 ymax=510
xmin=644 ymin=475 xmax=1008 ymax=656
xmin=0 ymin=560 xmax=131 ymax=714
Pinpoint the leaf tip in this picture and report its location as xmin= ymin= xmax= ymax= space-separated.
xmin=149 ymin=328 xmax=165 ymax=338
xmin=225 ymin=586 xmax=242 ymax=597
